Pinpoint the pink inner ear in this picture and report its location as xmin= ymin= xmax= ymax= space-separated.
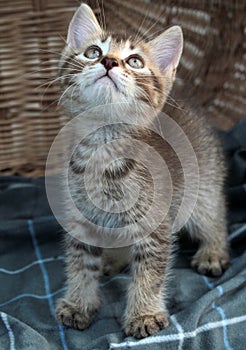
xmin=69 ymin=24 xmax=83 ymax=50
xmin=67 ymin=4 xmax=102 ymax=50
xmin=150 ymin=26 xmax=183 ymax=73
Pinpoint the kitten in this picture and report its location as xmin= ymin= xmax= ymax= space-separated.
xmin=55 ymin=3 xmax=230 ymax=338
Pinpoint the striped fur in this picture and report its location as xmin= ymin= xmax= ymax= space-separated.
xmin=56 ymin=3 xmax=230 ymax=339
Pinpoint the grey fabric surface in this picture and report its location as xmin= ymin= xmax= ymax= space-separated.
xmin=0 ymin=206 xmax=245 ymax=350
xmin=0 ymin=120 xmax=246 ymax=349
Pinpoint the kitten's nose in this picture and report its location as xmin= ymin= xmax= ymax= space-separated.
xmin=101 ymin=56 xmax=119 ymax=71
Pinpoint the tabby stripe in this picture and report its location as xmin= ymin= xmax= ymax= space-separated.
xmin=81 ymin=243 xmax=103 ymax=257
xmin=133 ymin=251 xmax=147 ymax=263
xmin=104 ymin=159 xmax=136 ymax=179
xmin=69 ymin=160 xmax=86 ymax=174
xmin=66 ymin=236 xmax=102 ymax=256
xmin=134 ymin=74 xmax=153 ymax=104
xmin=150 ymin=69 xmax=162 ymax=92
xmin=84 ymin=263 xmax=101 ymax=271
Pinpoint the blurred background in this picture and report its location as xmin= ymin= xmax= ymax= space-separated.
xmin=0 ymin=0 xmax=245 ymax=176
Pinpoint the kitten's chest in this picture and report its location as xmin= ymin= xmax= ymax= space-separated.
xmin=67 ymin=126 xmax=153 ymax=228
xmin=70 ymin=125 xmax=127 ymax=176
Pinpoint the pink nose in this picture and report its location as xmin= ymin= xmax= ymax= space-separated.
xmin=101 ymin=56 xmax=119 ymax=71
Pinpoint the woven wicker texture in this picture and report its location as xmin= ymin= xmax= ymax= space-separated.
xmin=0 ymin=0 xmax=245 ymax=176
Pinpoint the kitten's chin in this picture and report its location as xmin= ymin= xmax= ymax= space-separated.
xmin=96 ymin=75 xmax=118 ymax=90
xmin=83 ymin=81 xmax=123 ymax=106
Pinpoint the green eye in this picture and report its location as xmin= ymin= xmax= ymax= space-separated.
xmin=127 ymin=56 xmax=144 ymax=69
xmin=84 ymin=46 xmax=102 ymax=59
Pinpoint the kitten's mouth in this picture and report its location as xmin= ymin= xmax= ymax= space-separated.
xmin=97 ymin=73 xmax=119 ymax=91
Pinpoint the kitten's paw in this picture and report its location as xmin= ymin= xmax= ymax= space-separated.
xmin=124 ymin=312 xmax=169 ymax=338
xmin=191 ymin=248 xmax=230 ymax=277
xmin=55 ymin=299 xmax=96 ymax=330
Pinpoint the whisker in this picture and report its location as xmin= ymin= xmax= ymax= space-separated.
xmin=134 ymin=78 xmax=184 ymax=111
xmin=57 ymin=33 xmax=77 ymax=56
xmin=39 ymin=74 xmax=77 ymax=106
xmin=132 ymin=6 xmax=150 ymax=44
xmin=39 ymin=48 xmax=83 ymax=71
xmin=95 ymin=0 xmax=106 ymax=32
xmin=134 ymin=7 xmax=166 ymax=45
xmin=58 ymin=82 xmax=78 ymax=105
xmin=37 ymin=73 xmax=77 ymax=90
xmin=40 ymin=97 xmax=60 ymax=114
xmin=101 ymin=0 xmax=107 ymax=32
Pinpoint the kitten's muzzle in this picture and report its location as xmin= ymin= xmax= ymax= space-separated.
xmin=101 ymin=56 xmax=119 ymax=71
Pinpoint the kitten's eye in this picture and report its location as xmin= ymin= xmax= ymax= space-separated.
xmin=84 ymin=46 xmax=102 ymax=59
xmin=127 ymin=56 xmax=144 ymax=69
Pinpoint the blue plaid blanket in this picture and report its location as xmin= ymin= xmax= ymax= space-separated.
xmin=0 ymin=119 xmax=246 ymax=350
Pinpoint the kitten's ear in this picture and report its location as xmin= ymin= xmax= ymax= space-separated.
xmin=67 ymin=3 xmax=102 ymax=50
xmin=149 ymin=26 xmax=183 ymax=75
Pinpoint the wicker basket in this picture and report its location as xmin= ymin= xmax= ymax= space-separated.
xmin=0 ymin=0 xmax=245 ymax=176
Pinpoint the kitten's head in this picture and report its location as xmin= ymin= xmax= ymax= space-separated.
xmin=59 ymin=3 xmax=183 ymax=115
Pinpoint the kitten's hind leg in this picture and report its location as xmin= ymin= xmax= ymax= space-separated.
xmin=56 ymin=236 xmax=102 ymax=330
xmin=187 ymin=201 xmax=230 ymax=277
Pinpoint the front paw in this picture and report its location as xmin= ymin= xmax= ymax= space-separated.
xmin=55 ymin=299 xmax=96 ymax=330
xmin=124 ymin=312 xmax=169 ymax=338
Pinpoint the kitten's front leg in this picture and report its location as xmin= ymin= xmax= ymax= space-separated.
xmin=56 ymin=237 xmax=102 ymax=330
xmin=124 ymin=225 xmax=170 ymax=338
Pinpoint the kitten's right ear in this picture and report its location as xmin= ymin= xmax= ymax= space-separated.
xmin=67 ymin=3 xmax=102 ymax=50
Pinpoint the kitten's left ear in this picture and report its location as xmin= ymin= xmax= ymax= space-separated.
xmin=67 ymin=3 xmax=102 ymax=50
xmin=149 ymin=26 xmax=183 ymax=76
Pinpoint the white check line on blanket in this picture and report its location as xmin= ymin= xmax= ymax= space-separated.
xmin=100 ymin=275 xmax=131 ymax=286
xmin=109 ymin=314 xmax=246 ymax=349
xmin=171 ymin=316 xmax=185 ymax=350
xmin=0 ymin=312 xmax=16 ymax=350
xmin=228 ymin=223 xmax=246 ymax=242
xmin=0 ymin=288 xmax=67 ymax=308
xmin=202 ymin=276 xmax=233 ymax=350
xmin=0 ymin=256 xmax=64 ymax=275
xmin=28 ymin=220 xmax=69 ymax=350
xmin=0 ymin=275 xmax=131 ymax=307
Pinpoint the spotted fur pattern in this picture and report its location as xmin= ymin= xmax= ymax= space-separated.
xmin=55 ymin=4 xmax=230 ymax=338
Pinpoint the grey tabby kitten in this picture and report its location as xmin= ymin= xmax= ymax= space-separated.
xmin=55 ymin=3 xmax=230 ymax=338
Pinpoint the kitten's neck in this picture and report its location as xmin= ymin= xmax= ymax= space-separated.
xmin=69 ymin=101 xmax=159 ymax=142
